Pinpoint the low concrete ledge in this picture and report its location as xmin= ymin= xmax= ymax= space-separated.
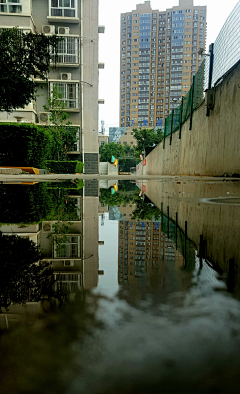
xmin=0 ymin=168 xmax=22 ymax=175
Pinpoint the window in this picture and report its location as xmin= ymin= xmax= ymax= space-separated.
xmin=54 ymin=235 xmax=81 ymax=258
xmin=50 ymin=0 xmax=77 ymax=18
xmin=50 ymin=82 xmax=79 ymax=109
xmin=0 ymin=0 xmax=22 ymax=13
xmin=56 ymin=37 xmax=79 ymax=64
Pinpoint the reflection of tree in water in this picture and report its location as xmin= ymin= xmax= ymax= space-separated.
xmin=0 ymin=232 xmax=69 ymax=313
xmin=0 ymin=183 xmax=81 ymax=225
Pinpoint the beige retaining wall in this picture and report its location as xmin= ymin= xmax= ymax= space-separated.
xmin=137 ymin=61 xmax=240 ymax=177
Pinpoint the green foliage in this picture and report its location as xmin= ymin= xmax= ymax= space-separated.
xmin=118 ymin=180 xmax=137 ymax=192
xmin=42 ymin=86 xmax=80 ymax=161
xmin=44 ymin=125 xmax=79 ymax=161
xmin=133 ymin=128 xmax=164 ymax=159
xmin=47 ymin=222 xmax=73 ymax=256
xmin=75 ymin=180 xmax=84 ymax=190
xmin=47 ymin=160 xmax=84 ymax=174
xmin=75 ymin=161 xmax=84 ymax=173
xmin=0 ymin=28 xmax=62 ymax=112
xmin=99 ymin=142 xmax=136 ymax=172
xmin=0 ymin=122 xmax=79 ymax=168
xmin=43 ymin=85 xmax=71 ymax=125
xmin=132 ymin=195 xmax=162 ymax=221
xmin=99 ymin=188 xmax=135 ymax=207
xmin=0 ymin=183 xmax=80 ymax=225
xmin=0 ymin=233 xmax=56 ymax=312
xmin=0 ymin=123 xmax=52 ymax=168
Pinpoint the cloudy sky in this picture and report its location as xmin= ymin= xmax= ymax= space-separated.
xmin=98 ymin=0 xmax=239 ymax=133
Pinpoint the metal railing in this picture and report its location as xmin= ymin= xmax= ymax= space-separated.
xmin=212 ymin=1 xmax=240 ymax=86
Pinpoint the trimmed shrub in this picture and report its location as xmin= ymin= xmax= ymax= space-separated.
xmin=0 ymin=123 xmax=52 ymax=168
xmin=75 ymin=161 xmax=84 ymax=173
xmin=47 ymin=160 xmax=84 ymax=174
xmin=0 ymin=183 xmax=81 ymax=225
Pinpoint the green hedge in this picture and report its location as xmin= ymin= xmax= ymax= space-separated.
xmin=75 ymin=161 xmax=84 ymax=173
xmin=0 ymin=123 xmax=52 ymax=168
xmin=0 ymin=183 xmax=81 ymax=225
xmin=47 ymin=160 xmax=84 ymax=174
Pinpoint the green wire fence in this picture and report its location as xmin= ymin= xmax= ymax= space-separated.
xmin=160 ymin=207 xmax=196 ymax=270
xmin=163 ymin=59 xmax=206 ymax=146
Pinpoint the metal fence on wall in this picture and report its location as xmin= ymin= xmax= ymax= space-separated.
xmin=212 ymin=1 xmax=240 ymax=86
xmin=164 ymin=59 xmax=206 ymax=144
xmin=163 ymin=1 xmax=240 ymax=146
xmin=160 ymin=207 xmax=196 ymax=269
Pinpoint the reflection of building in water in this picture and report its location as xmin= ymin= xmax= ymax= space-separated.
xmin=1 ymin=191 xmax=101 ymax=294
xmin=41 ymin=193 xmax=100 ymax=291
xmin=98 ymin=201 xmax=109 ymax=226
xmin=118 ymin=220 xmax=185 ymax=286
xmin=118 ymin=204 xmax=137 ymax=220
xmin=0 ymin=189 xmax=102 ymax=328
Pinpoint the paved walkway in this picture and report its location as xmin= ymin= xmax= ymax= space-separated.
xmin=0 ymin=174 xmax=239 ymax=183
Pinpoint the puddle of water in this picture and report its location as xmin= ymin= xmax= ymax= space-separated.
xmin=0 ymin=179 xmax=240 ymax=393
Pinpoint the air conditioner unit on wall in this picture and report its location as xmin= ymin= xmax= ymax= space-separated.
xmin=58 ymin=27 xmax=70 ymax=35
xmin=42 ymin=221 xmax=53 ymax=233
xmin=64 ymin=260 xmax=75 ymax=267
xmin=42 ymin=25 xmax=55 ymax=34
xmin=39 ymin=112 xmax=51 ymax=124
xmin=61 ymin=73 xmax=72 ymax=81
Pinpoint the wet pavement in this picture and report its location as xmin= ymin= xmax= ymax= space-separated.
xmin=0 ymin=179 xmax=240 ymax=393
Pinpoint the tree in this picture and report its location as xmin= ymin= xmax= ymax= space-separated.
xmin=43 ymin=86 xmax=79 ymax=161
xmin=133 ymin=128 xmax=164 ymax=159
xmin=0 ymin=28 xmax=61 ymax=112
xmin=99 ymin=142 xmax=136 ymax=172
xmin=99 ymin=188 xmax=135 ymax=207
xmin=132 ymin=195 xmax=162 ymax=221
xmin=0 ymin=233 xmax=55 ymax=312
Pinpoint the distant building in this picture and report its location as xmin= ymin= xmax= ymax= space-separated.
xmin=109 ymin=127 xmax=129 ymax=143
xmin=109 ymin=126 xmax=163 ymax=147
xmin=119 ymin=0 xmax=207 ymax=128
xmin=98 ymin=134 xmax=109 ymax=147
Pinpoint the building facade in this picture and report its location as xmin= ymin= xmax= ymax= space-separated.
xmin=98 ymin=134 xmax=109 ymax=147
xmin=119 ymin=0 xmax=207 ymax=128
xmin=118 ymin=219 xmax=185 ymax=287
xmin=109 ymin=126 xmax=137 ymax=146
xmin=0 ymin=0 xmax=103 ymax=301
xmin=0 ymin=0 xmax=103 ymax=174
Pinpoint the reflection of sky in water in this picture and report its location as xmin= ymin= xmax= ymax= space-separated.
xmin=96 ymin=213 xmax=119 ymax=297
xmin=0 ymin=179 xmax=240 ymax=394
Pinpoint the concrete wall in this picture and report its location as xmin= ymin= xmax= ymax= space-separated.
xmin=82 ymin=196 xmax=99 ymax=289
xmin=137 ymin=62 xmax=240 ymax=177
xmin=81 ymin=0 xmax=99 ymax=159
xmin=139 ymin=180 xmax=240 ymax=276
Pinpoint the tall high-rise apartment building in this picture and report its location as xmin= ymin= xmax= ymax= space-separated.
xmin=119 ymin=0 xmax=207 ymax=128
